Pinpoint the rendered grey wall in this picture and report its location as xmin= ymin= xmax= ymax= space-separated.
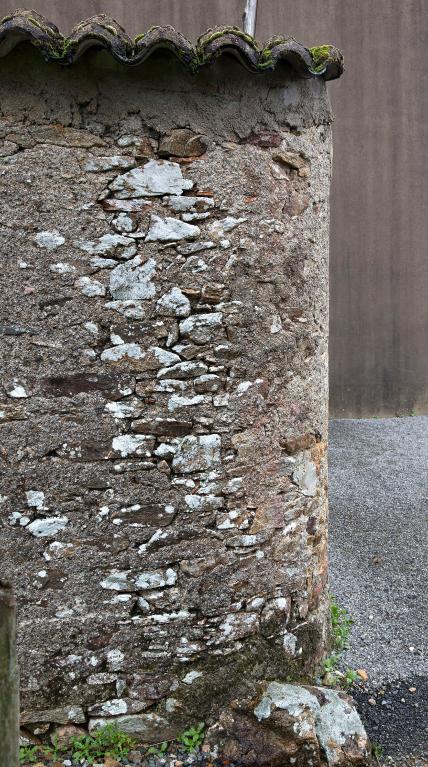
xmin=258 ymin=0 xmax=428 ymax=417
xmin=0 ymin=1 xmax=244 ymax=36
xmin=0 ymin=0 xmax=426 ymax=416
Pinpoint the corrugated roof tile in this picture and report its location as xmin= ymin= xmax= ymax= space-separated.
xmin=0 ymin=9 xmax=343 ymax=80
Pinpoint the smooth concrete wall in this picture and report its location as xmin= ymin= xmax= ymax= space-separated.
xmin=0 ymin=1 xmax=426 ymax=417
xmin=258 ymin=0 xmax=428 ymax=417
xmin=0 ymin=1 xmax=244 ymax=37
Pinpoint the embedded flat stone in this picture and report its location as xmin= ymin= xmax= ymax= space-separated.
xmin=102 ymin=198 xmax=152 ymax=213
xmin=100 ymin=571 xmax=131 ymax=591
xmin=167 ymin=394 xmax=207 ymax=412
xmin=33 ymin=230 xmax=65 ymax=250
xmin=76 ymin=276 xmax=105 ymax=297
xmin=210 ymin=683 xmax=369 ymax=767
xmin=27 ymin=517 xmax=69 ymax=537
xmin=145 ymin=214 xmax=200 ymax=242
xmin=112 ymin=434 xmax=155 ymax=458
xmin=89 ymin=712 xmax=173 ymax=740
xmin=83 ymin=155 xmax=135 ymax=172
xmin=104 ymin=300 xmax=145 ymax=319
xmin=101 ymin=343 xmax=144 ymax=363
xmin=208 ymin=216 xmax=247 ymax=239
xmin=254 ymin=683 xmax=369 ymax=767
xmin=156 ymin=287 xmax=191 ymax=317
xmin=157 ymin=361 xmax=208 ymax=380
xmin=184 ymin=494 xmax=223 ymax=512
xmin=101 ymin=344 xmax=180 ymax=374
xmin=21 ymin=705 xmax=85 ymax=725
xmin=110 ymin=159 xmax=193 ymax=198
xmin=172 ymin=434 xmax=221 ymax=473
xmin=135 ymin=568 xmax=177 ymax=589
xmin=88 ymin=698 xmax=128 ymax=716
xmin=132 ymin=417 xmax=192 ymax=437
xmin=194 ymin=373 xmax=221 ymax=393
xmin=292 ymin=451 xmax=318 ymax=496
xmin=177 ymin=240 xmax=215 ymax=255
xmin=158 ymin=129 xmax=207 ymax=158
xmin=272 ymin=150 xmax=310 ymax=178
xmin=179 ymin=312 xmax=223 ymax=344
xmin=167 ymin=195 xmax=214 ymax=213
xmin=109 ymin=256 xmax=156 ymax=300
xmin=74 ymin=233 xmax=136 ymax=258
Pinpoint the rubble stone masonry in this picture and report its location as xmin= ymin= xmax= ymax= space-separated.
xmin=0 ymin=44 xmax=333 ymax=739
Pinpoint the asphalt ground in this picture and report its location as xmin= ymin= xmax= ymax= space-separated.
xmin=329 ymin=417 xmax=428 ymax=762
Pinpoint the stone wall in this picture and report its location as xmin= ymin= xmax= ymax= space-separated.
xmin=0 ymin=46 xmax=332 ymax=739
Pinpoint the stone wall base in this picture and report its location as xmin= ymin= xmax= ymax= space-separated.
xmin=21 ymin=682 xmax=369 ymax=767
xmin=207 ymin=683 xmax=370 ymax=767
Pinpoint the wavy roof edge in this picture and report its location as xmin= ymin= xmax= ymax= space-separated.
xmin=0 ymin=9 xmax=344 ymax=80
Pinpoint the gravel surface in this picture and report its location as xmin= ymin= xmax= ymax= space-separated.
xmin=329 ymin=416 xmax=428 ymax=760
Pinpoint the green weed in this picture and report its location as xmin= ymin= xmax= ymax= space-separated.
xmin=70 ymin=724 xmax=136 ymax=765
xmin=330 ymin=594 xmax=353 ymax=652
xmin=372 ymin=742 xmax=383 ymax=765
xmin=146 ymin=740 xmax=169 ymax=757
xmin=343 ymin=668 xmax=359 ymax=687
xmin=322 ymin=596 xmax=358 ymax=689
xmin=19 ymin=745 xmax=39 ymax=764
xmin=178 ymin=722 xmax=205 ymax=753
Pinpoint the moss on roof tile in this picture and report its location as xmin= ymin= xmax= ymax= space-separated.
xmin=0 ymin=9 xmax=344 ymax=81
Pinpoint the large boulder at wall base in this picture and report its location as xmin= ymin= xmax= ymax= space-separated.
xmin=207 ymin=683 xmax=370 ymax=767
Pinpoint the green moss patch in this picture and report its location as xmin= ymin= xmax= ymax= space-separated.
xmin=310 ymin=44 xmax=334 ymax=72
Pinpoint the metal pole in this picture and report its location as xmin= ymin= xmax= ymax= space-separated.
xmin=0 ymin=581 xmax=19 ymax=767
xmin=243 ymin=0 xmax=258 ymax=37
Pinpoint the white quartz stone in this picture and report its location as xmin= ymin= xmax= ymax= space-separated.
xmin=179 ymin=312 xmax=223 ymax=344
xmin=167 ymin=195 xmax=214 ymax=212
xmin=84 ymin=155 xmax=135 ymax=172
xmin=74 ymin=233 xmax=136 ymax=257
xmin=34 ymin=230 xmax=65 ymax=251
xmin=104 ymin=300 xmax=145 ymax=319
xmin=100 ymin=571 xmax=130 ymax=591
xmin=135 ymin=568 xmax=177 ymax=590
xmin=8 ymin=385 xmax=28 ymax=398
xmin=156 ymin=287 xmax=191 ymax=318
xmin=109 ymin=256 xmax=156 ymax=300
xmin=27 ymin=517 xmax=69 ymax=537
xmin=146 ymin=215 xmax=200 ymax=242
xmin=167 ymin=394 xmax=206 ymax=412
xmin=76 ymin=276 xmax=105 ymax=297
xmin=110 ymin=159 xmax=193 ymax=198
xmin=26 ymin=491 xmax=45 ymax=509
xmin=50 ymin=262 xmax=75 ymax=274
xmin=208 ymin=216 xmax=247 ymax=239
xmin=182 ymin=671 xmax=203 ymax=684
xmin=172 ymin=434 xmax=221 ymax=473
xmin=104 ymin=401 xmax=141 ymax=419
xmin=112 ymin=434 xmax=153 ymax=457
xmin=101 ymin=343 xmax=144 ymax=362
